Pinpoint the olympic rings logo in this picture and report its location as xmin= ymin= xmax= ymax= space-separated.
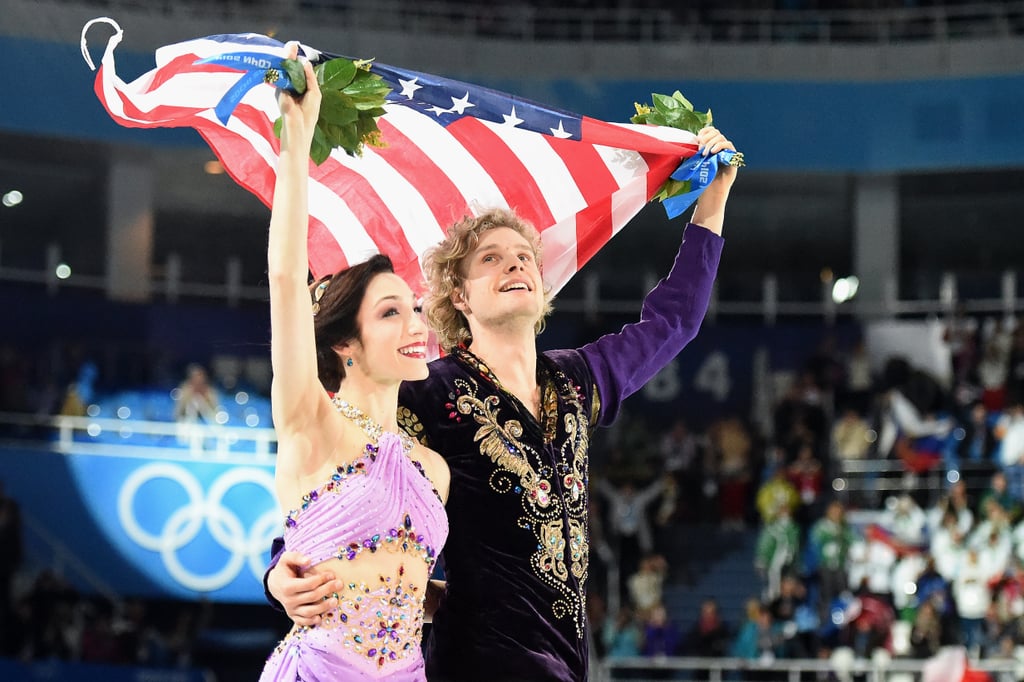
xmin=117 ymin=463 xmax=279 ymax=592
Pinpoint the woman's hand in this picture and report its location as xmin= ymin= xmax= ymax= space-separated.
xmin=276 ymin=42 xmax=321 ymax=154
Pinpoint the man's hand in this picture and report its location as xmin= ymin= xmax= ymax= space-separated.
xmin=267 ymin=551 xmax=341 ymax=626
xmin=691 ymin=126 xmax=738 ymax=235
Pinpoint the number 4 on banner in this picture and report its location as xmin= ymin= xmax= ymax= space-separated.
xmin=694 ymin=352 xmax=731 ymax=402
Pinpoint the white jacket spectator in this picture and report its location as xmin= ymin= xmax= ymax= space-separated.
xmin=996 ymin=406 xmax=1024 ymax=467
xmin=930 ymin=518 xmax=967 ymax=582
xmin=952 ymin=550 xmax=994 ymax=620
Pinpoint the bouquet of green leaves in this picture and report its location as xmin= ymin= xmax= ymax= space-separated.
xmin=271 ymin=56 xmax=392 ymax=164
xmin=631 ymin=91 xmax=745 ymax=205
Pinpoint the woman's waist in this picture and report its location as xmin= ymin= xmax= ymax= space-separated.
xmin=282 ymin=569 xmax=429 ymax=671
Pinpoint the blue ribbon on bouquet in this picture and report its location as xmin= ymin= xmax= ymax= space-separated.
xmin=194 ymin=52 xmax=301 ymax=124
xmin=660 ymin=148 xmax=739 ymax=219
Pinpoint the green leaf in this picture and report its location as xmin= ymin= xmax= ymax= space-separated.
xmin=319 ymin=90 xmax=360 ymax=125
xmin=281 ymin=58 xmax=307 ymax=95
xmin=317 ymin=58 xmax=357 ymax=91
xmin=310 ymin=125 xmax=332 ymax=165
xmin=273 ymin=116 xmax=283 ymax=140
xmin=342 ymin=75 xmax=391 ymax=98
xmin=355 ymin=115 xmax=379 ymax=141
xmin=654 ymin=178 xmax=691 ymax=202
xmin=653 ymin=92 xmax=683 ymax=112
xmin=643 ymin=111 xmax=669 ymax=127
xmin=336 ymin=123 xmax=361 ymax=156
xmin=678 ymin=110 xmax=706 ymax=133
xmin=671 ymin=90 xmax=694 ymax=110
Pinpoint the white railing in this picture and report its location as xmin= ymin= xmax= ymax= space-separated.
xmin=0 ymin=410 xmax=277 ymax=462
xmin=4 ymin=250 xmax=1018 ymax=323
xmin=596 ymin=654 xmax=1020 ymax=681
xmin=67 ymin=0 xmax=1024 ymax=43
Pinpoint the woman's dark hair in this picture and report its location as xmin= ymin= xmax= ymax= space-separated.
xmin=311 ymin=254 xmax=395 ymax=392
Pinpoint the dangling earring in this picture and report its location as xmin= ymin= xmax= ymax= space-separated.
xmin=345 ymin=357 xmax=354 ymax=368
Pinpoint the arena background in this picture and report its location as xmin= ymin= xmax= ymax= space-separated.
xmin=1 ymin=1 xmax=1023 ymax=680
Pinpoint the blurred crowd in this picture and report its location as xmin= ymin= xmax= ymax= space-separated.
xmin=585 ymin=311 xmax=1024 ymax=668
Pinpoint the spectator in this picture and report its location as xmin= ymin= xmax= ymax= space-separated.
xmin=787 ymin=442 xmax=824 ymax=534
xmin=686 ymin=598 xmax=731 ymax=658
xmin=602 ymin=606 xmax=642 ymax=660
xmin=173 ymin=363 xmax=220 ymax=424
xmin=768 ymin=573 xmax=817 ymax=658
xmin=810 ymin=500 xmax=858 ymax=620
xmin=832 ymin=408 xmax=873 ymax=461
xmin=640 ymin=603 xmax=682 ymax=658
xmin=627 ymin=554 xmax=668 ymax=616
xmin=944 ymin=303 xmax=978 ymax=388
xmin=1007 ymin=326 xmax=1024 ymax=407
xmin=731 ymin=600 xmax=780 ymax=665
xmin=710 ymin=415 xmax=753 ymax=530
xmin=597 ymin=475 xmax=668 ymax=597
xmin=173 ymin=364 xmax=221 ymax=450
xmin=952 ymin=548 xmax=997 ymax=658
xmin=755 ymin=509 xmax=800 ymax=601
xmin=977 ymin=470 xmax=1020 ymax=521
xmin=931 ymin=509 xmax=968 ymax=581
xmin=841 ymin=339 xmax=874 ymax=415
xmin=928 ymin=481 xmax=975 ymax=539
xmin=976 ymin=318 xmax=1012 ymax=412
xmin=995 ymin=403 xmax=1024 ymax=501
xmin=910 ymin=599 xmax=943 ymax=659
xmin=755 ymin=462 xmax=799 ymax=524
xmin=957 ymin=401 xmax=999 ymax=464
xmin=658 ymin=419 xmax=703 ymax=522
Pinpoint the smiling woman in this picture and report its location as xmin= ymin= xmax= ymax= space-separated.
xmin=258 ymin=45 xmax=449 ymax=682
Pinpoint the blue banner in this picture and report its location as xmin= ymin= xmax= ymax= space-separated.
xmin=0 ymin=447 xmax=278 ymax=603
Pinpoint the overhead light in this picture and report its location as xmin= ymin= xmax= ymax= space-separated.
xmin=55 ymin=263 xmax=72 ymax=280
xmin=831 ymin=276 xmax=860 ymax=304
xmin=2 ymin=190 xmax=23 ymax=207
xmin=204 ymin=160 xmax=225 ymax=175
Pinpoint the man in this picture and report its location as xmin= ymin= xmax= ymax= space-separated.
xmin=267 ymin=126 xmax=737 ymax=681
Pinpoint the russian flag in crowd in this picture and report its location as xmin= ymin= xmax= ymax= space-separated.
xmin=82 ymin=19 xmax=704 ymax=291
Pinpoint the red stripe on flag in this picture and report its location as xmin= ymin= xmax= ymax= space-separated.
xmin=444 ymin=117 xmax=556 ymax=229
xmin=146 ymin=53 xmax=238 ymax=93
xmin=544 ymin=138 xmax=619 ymax=273
xmin=307 ymin=217 xmax=350 ymax=279
xmin=224 ymin=105 xmax=422 ymax=281
xmin=580 ymin=117 xmax=698 ymax=158
xmin=374 ymin=119 xmax=471 ymax=230
xmin=640 ymin=152 xmax=686 ymax=200
xmin=545 ymin=136 xmax=619 ymax=203
xmin=574 ymin=198 xmax=614 ymax=271
xmin=104 ymin=77 xmax=204 ymax=128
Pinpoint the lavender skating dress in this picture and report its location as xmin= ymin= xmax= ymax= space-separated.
xmin=260 ymin=431 xmax=448 ymax=681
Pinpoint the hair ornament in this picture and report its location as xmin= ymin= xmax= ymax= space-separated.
xmin=311 ymin=279 xmax=330 ymax=315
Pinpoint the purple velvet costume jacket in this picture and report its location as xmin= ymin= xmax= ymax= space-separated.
xmin=267 ymin=223 xmax=723 ymax=681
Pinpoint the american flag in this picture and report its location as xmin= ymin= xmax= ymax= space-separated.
xmin=83 ymin=19 xmax=702 ymax=291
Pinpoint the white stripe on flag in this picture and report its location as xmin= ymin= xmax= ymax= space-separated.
xmin=539 ymin=217 xmax=581 ymax=295
xmin=382 ymin=105 xmax=508 ymax=212
xmin=482 ymin=121 xmax=587 ymax=222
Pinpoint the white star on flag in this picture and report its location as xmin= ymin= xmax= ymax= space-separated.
xmin=427 ymin=105 xmax=450 ymax=116
xmin=549 ymin=120 xmax=573 ymax=138
xmin=398 ymin=77 xmax=422 ymax=99
xmin=449 ymin=93 xmax=474 ymax=114
xmin=502 ymin=106 xmax=524 ymax=127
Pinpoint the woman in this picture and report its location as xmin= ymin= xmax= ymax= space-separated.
xmin=259 ymin=44 xmax=449 ymax=681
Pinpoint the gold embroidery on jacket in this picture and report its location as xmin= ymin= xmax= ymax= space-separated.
xmin=453 ymin=366 xmax=591 ymax=639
